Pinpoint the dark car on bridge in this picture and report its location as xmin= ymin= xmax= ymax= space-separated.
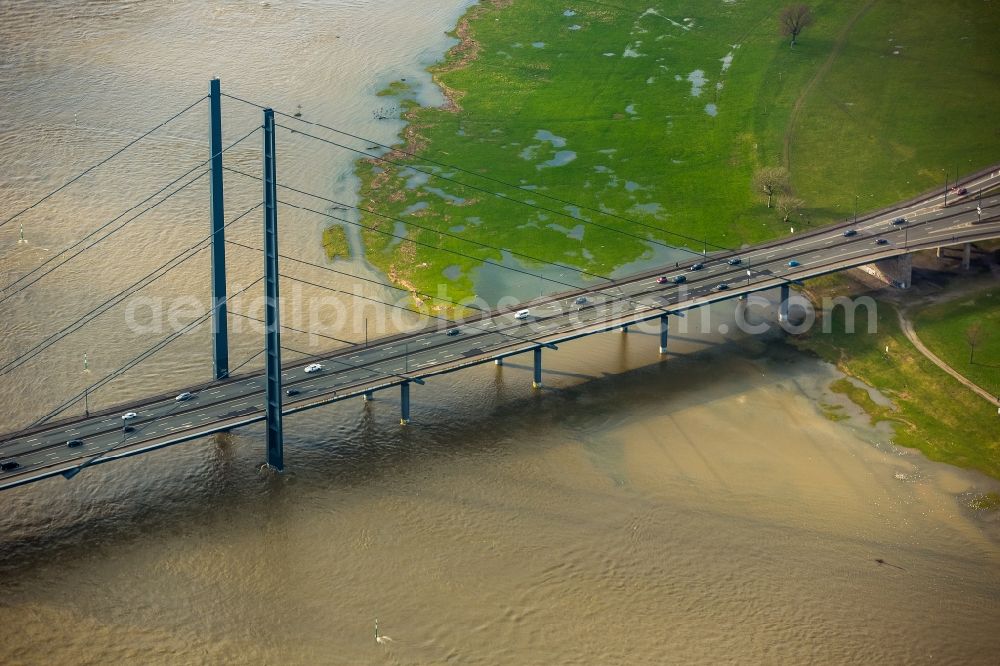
xmin=689 ymin=263 xmax=704 ymax=271
xmin=66 ymin=439 xmax=84 ymax=448
xmin=727 ymin=257 xmax=742 ymax=266
xmin=672 ymin=274 xmax=687 ymax=284
xmin=891 ymin=216 xmax=906 ymax=225
xmin=715 ymin=283 xmax=729 ymax=291
xmin=1 ymin=461 xmax=19 ymax=472
xmin=446 ymin=327 xmax=461 ymax=336
xmin=875 ymin=238 xmax=889 ymax=245
xmin=843 ymin=229 xmax=858 ymax=237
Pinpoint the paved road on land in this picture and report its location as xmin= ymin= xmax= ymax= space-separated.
xmin=2 ymin=168 xmax=1000 ymax=490
xmin=897 ymin=309 xmax=1000 ymax=407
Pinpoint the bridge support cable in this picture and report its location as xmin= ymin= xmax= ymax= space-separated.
xmin=209 ymin=78 xmax=230 ymax=380
xmin=272 ymin=123 xmax=732 ymax=260
xmin=400 ymin=381 xmax=411 ymax=425
xmin=778 ymin=284 xmax=790 ymax=323
xmin=659 ymin=315 xmax=669 ymax=355
xmin=0 ymin=95 xmax=208 ymax=233
xmin=2 ymin=125 xmax=261 ymax=302
xmin=223 ymin=166 xmax=693 ymax=321
xmin=262 ymin=108 xmax=284 ymax=471
xmin=29 ymin=277 xmax=264 ymax=428
xmin=0 ymin=202 xmax=262 ymax=377
xmin=218 ymin=92 xmax=733 ymax=257
xmin=532 ymin=347 xmax=543 ymax=390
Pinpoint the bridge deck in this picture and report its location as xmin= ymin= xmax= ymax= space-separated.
xmin=2 ymin=169 xmax=999 ymax=491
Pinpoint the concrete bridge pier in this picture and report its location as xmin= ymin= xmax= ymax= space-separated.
xmin=495 ymin=357 xmax=503 ymax=366
xmin=363 ymin=390 xmax=374 ymax=402
xmin=855 ymin=253 xmax=912 ymax=288
xmin=532 ymin=347 xmax=543 ymax=389
xmin=963 ymin=242 xmax=972 ymax=270
xmin=778 ymin=284 xmax=790 ymax=323
xmin=659 ymin=315 xmax=669 ymax=355
xmin=400 ymin=382 xmax=410 ymax=425
xmin=620 ymin=325 xmax=629 ymax=333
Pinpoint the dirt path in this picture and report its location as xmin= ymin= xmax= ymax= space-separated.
xmin=896 ymin=309 xmax=1000 ymax=407
xmin=782 ymin=0 xmax=878 ymax=170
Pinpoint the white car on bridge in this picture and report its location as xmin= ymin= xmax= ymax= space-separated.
xmin=304 ymin=363 xmax=324 ymax=373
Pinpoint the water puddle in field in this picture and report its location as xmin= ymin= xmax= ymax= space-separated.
xmin=448 ymin=225 xmax=465 ymax=233
xmin=423 ymin=186 xmax=465 ymax=204
xmin=631 ymin=202 xmax=662 ymax=216
xmin=608 ymin=240 xmax=690 ymax=278
xmin=472 ymin=249 xmax=592 ymax=305
xmin=404 ymin=169 xmax=431 ymax=189
xmin=532 ymin=42 xmax=545 ymax=49
xmin=547 ymin=223 xmax=585 ymax=241
xmin=625 ymin=181 xmax=642 ymax=192
xmin=535 ymin=129 xmax=567 ymax=147
xmin=442 ymin=264 xmax=462 ymax=280
xmin=387 ymin=220 xmax=409 ymax=249
xmin=688 ymin=69 xmax=707 ymax=96
xmin=705 ymin=103 xmax=718 ymax=117
xmin=538 ymin=150 xmax=576 ymax=169
xmin=400 ymin=201 xmax=429 ymax=216
xmin=720 ymin=51 xmax=734 ymax=72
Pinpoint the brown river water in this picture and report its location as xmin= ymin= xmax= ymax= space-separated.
xmin=1 ymin=1 xmax=998 ymax=663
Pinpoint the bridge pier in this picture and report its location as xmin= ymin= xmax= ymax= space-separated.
xmin=963 ymin=242 xmax=972 ymax=270
xmin=532 ymin=347 xmax=543 ymax=389
xmin=400 ymin=382 xmax=410 ymax=425
xmin=363 ymin=390 xmax=374 ymax=402
xmin=495 ymin=357 xmax=503 ymax=366
xmin=659 ymin=315 xmax=669 ymax=355
xmin=778 ymin=284 xmax=790 ymax=323
xmin=854 ymin=253 xmax=912 ymax=288
xmin=620 ymin=325 xmax=629 ymax=333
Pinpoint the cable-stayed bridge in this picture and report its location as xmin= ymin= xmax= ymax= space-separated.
xmin=2 ymin=80 xmax=998 ymax=492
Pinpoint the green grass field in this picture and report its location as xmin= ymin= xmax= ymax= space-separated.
xmin=913 ymin=288 xmax=1000 ymax=398
xmin=348 ymin=0 xmax=999 ymax=309
xmin=795 ymin=297 xmax=1000 ymax=479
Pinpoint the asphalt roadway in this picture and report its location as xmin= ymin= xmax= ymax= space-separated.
xmin=2 ymin=168 xmax=999 ymax=491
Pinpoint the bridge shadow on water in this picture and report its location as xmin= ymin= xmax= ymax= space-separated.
xmin=0 ymin=328 xmax=810 ymax=574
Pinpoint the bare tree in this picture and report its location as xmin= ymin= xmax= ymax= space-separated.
xmin=780 ymin=4 xmax=814 ymax=46
xmin=966 ymin=321 xmax=984 ymax=363
xmin=776 ymin=194 xmax=805 ymax=223
xmin=752 ymin=166 xmax=790 ymax=208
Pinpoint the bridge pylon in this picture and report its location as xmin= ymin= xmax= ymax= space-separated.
xmin=209 ymin=78 xmax=230 ymax=380
xmin=262 ymin=108 xmax=284 ymax=470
